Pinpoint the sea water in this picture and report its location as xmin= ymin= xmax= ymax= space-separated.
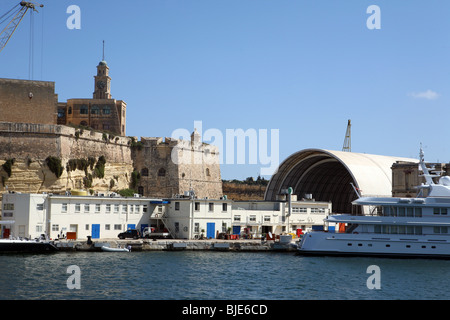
xmin=0 ymin=251 xmax=449 ymax=300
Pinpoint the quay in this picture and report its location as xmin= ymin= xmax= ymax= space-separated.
xmin=54 ymin=238 xmax=298 ymax=252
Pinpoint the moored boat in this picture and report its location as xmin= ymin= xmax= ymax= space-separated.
xmin=101 ymin=245 xmax=130 ymax=252
xmin=0 ymin=238 xmax=57 ymax=253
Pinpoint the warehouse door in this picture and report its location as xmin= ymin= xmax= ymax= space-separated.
xmin=91 ymin=224 xmax=100 ymax=239
xmin=206 ymin=223 xmax=215 ymax=239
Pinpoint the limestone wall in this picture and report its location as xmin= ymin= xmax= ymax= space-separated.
xmin=0 ymin=122 xmax=133 ymax=195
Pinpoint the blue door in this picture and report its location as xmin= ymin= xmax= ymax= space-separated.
xmin=207 ymin=223 xmax=215 ymax=239
xmin=233 ymin=226 xmax=241 ymax=235
xmin=127 ymin=224 xmax=136 ymax=230
xmin=92 ymin=224 xmax=100 ymax=239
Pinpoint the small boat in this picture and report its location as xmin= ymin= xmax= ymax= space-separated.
xmin=101 ymin=245 xmax=130 ymax=252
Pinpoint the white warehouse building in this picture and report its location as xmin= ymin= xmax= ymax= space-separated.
xmin=1 ymin=192 xmax=331 ymax=240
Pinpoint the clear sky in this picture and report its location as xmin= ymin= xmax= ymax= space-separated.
xmin=1 ymin=0 xmax=450 ymax=180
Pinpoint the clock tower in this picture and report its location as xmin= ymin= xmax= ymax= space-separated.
xmin=93 ymin=60 xmax=111 ymax=99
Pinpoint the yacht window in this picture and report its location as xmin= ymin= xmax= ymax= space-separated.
xmin=390 ymin=207 xmax=397 ymax=217
xmin=414 ymin=208 xmax=422 ymax=217
xmin=415 ymin=226 xmax=422 ymax=235
xmin=398 ymin=207 xmax=405 ymax=217
xmin=407 ymin=208 xmax=414 ymax=217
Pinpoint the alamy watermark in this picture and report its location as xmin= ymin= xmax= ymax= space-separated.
xmin=171 ymin=121 xmax=279 ymax=176
xmin=366 ymin=265 xmax=381 ymax=290
xmin=66 ymin=265 xmax=81 ymax=290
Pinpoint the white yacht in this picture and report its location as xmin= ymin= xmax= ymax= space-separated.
xmin=298 ymin=148 xmax=450 ymax=259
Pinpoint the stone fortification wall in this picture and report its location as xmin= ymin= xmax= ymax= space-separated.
xmin=0 ymin=122 xmax=133 ymax=195
xmin=132 ymin=136 xmax=223 ymax=199
xmin=0 ymin=122 xmax=223 ymax=210
xmin=0 ymin=78 xmax=58 ymax=125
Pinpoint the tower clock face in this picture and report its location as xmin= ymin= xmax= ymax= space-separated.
xmin=97 ymin=81 xmax=106 ymax=89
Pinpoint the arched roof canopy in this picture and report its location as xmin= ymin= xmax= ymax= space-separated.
xmin=264 ymin=149 xmax=417 ymax=214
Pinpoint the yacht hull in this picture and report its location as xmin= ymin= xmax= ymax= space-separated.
xmin=298 ymin=232 xmax=450 ymax=259
xmin=0 ymin=240 xmax=58 ymax=253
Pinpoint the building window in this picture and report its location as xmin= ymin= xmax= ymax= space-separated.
xmin=143 ymin=205 xmax=148 ymax=213
xmin=105 ymin=224 xmax=110 ymax=230
xmin=175 ymin=202 xmax=180 ymax=211
xmin=36 ymin=203 xmax=44 ymax=211
xmin=209 ymin=203 xmax=214 ymax=212
xmin=75 ymin=204 xmax=80 ymax=213
xmin=249 ymin=215 xmax=256 ymax=222
xmin=106 ymin=204 xmax=111 ymax=213
xmin=114 ymin=204 xmax=119 ymax=213
xmin=95 ymin=204 xmax=101 ymax=213
xmin=114 ymin=224 xmax=121 ymax=230
xmin=158 ymin=168 xmax=166 ymax=177
xmin=62 ymin=203 xmax=68 ymax=212
xmin=122 ymin=204 xmax=127 ymax=213
xmin=222 ymin=203 xmax=227 ymax=212
xmin=68 ymin=107 xmax=72 ymax=114
xmin=206 ymin=168 xmax=210 ymax=176
xmin=138 ymin=186 xmax=144 ymax=196
xmin=141 ymin=168 xmax=149 ymax=176
xmin=222 ymin=222 xmax=227 ymax=232
xmin=80 ymin=105 xmax=88 ymax=115
xmin=194 ymin=223 xmax=200 ymax=233
xmin=3 ymin=203 xmax=14 ymax=210
xmin=175 ymin=222 xmax=180 ymax=233
xmin=264 ymin=216 xmax=271 ymax=222
xmin=3 ymin=212 xmax=13 ymax=217
xmin=91 ymin=105 xmax=100 ymax=115
xmin=102 ymin=106 xmax=111 ymax=115
xmin=85 ymin=224 xmax=89 ymax=231
xmin=84 ymin=204 xmax=90 ymax=213
xmin=36 ymin=225 xmax=43 ymax=233
xmin=234 ymin=215 xmax=241 ymax=222
xmin=195 ymin=202 xmax=200 ymax=211
xmin=52 ymin=225 xmax=59 ymax=232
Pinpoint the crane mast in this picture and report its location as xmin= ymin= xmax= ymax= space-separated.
xmin=0 ymin=1 xmax=43 ymax=53
xmin=342 ymin=119 xmax=351 ymax=152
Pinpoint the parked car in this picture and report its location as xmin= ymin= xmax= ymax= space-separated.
xmin=118 ymin=229 xmax=140 ymax=239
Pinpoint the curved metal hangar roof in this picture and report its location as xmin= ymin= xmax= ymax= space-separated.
xmin=264 ymin=149 xmax=417 ymax=214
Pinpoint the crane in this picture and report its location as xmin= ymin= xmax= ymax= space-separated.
xmin=342 ymin=119 xmax=351 ymax=152
xmin=0 ymin=1 xmax=43 ymax=53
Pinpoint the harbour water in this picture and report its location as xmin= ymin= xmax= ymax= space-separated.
xmin=1 ymin=251 xmax=450 ymax=300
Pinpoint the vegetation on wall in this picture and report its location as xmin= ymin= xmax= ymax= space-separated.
xmin=130 ymin=170 xmax=141 ymax=189
xmin=94 ymin=156 xmax=106 ymax=178
xmin=2 ymin=158 xmax=15 ymax=178
xmin=118 ymin=188 xmax=137 ymax=197
xmin=129 ymin=137 xmax=143 ymax=151
xmin=45 ymin=156 xmax=64 ymax=178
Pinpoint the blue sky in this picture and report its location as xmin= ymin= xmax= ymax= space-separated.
xmin=1 ymin=0 xmax=450 ymax=179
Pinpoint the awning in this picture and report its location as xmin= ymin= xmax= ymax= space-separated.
xmin=150 ymin=200 xmax=170 ymax=204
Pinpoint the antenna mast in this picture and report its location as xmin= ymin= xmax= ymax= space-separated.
xmin=342 ymin=119 xmax=351 ymax=152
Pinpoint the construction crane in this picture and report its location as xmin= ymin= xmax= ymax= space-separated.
xmin=0 ymin=1 xmax=43 ymax=53
xmin=342 ymin=119 xmax=351 ymax=152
